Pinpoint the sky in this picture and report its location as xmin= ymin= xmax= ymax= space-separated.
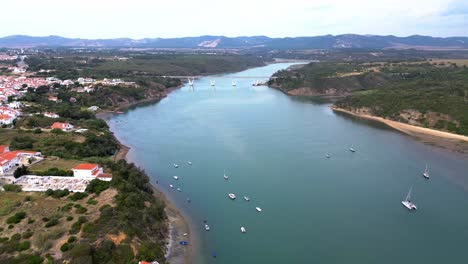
xmin=1 ymin=0 xmax=467 ymax=39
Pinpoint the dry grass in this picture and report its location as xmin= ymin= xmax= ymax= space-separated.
xmin=0 ymin=188 xmax=117 ymax=260
xmin=28 ymin=156 xmax=84 ymax=171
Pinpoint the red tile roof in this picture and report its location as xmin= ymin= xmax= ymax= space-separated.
xmin=0 ymin=145 xmax=8 ymax=153
xmin=97 ymin=173 xmax=113 ymax=178
xmin=0 ymin=151 xmax=18 ymax=162
xmin=51 ymin=122 xmax=69 ymax=129
xmin=73 ymin=163 xmax=98 ymax=170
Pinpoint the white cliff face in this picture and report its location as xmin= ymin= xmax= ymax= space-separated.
xmin=197 ymin=38 xmax=221 ymax=48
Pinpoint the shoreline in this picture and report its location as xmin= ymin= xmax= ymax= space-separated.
xmin=331 ymin=106 xmax=468 ymax=154
xmin=98 ymin=84 xmax=193 ymax=264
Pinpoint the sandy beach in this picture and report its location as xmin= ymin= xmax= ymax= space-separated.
xmin=331 ymin=106 xmax=468 ymax=154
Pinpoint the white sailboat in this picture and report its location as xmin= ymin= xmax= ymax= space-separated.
xmin=349 ymin=145 xmax=356 ymax=152
xmin=401 ymin=186 xmax=417 ymax=210
xmin=228 ymin=193 xmax=236 ymax=200
xmin=173 ymin=163 xmax=179 ymax=168
xmin=232 ymin=80 xmax=237 ymax=86
xmin=223 ymin=170 xmax=229 ymax=180
xmin=423 ymin=164 xmax=430 ymax=179
xmin=205 ymin=224 xmax=210 ymax=231
xmin=173 ymin=176 xmax=179 ymax=180
xmin=240 ymin=226 xmax=246 ymax=233
xmin=255 ymin=207 xmax=262 ymax=212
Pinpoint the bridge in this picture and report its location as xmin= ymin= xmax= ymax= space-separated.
xmin=158 ymin=76 xmax=278 ymax=79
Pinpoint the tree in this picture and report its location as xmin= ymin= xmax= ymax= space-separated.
xmin=14 ymin=165 xmax=29 ymax=178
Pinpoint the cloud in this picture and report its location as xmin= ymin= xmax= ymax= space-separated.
xmin=0 ymin=0 xmax=467 ymax=38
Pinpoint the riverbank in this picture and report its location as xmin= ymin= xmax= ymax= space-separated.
xmin=99 ymin=86 xmax=193 ymax=264
xmin=331 ymin=106 xmax=468 ymax=154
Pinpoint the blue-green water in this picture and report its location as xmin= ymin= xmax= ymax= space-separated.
xmin=106 ymin=63 xmax=468 ymax=264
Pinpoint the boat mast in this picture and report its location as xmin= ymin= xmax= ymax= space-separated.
xmin=405 ymin=186 xmax=413 ymax=202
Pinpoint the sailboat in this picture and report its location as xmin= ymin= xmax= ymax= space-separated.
xmin=401 ymin=186 xmax=417 ymax=210
xmin=223 ymin=170 xmax=229 ymax=180
xmin=349 ymin=145 xmax=356 ymax=152
xmin=423 ymin=164 xmax=430 ymax=179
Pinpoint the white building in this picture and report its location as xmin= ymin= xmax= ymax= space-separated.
xmin=51 ymin=122 xmax=74 ymax=131
xmin=72 ymin=164 xmax=103 ymax=180
xmin=44 ymin=112 xmax=59 ymax=118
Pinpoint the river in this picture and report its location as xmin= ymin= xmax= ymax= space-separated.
xmin=105 ymin=63 xmax=468 ymax=264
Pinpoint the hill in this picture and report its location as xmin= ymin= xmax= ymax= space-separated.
xmin=2 ymin=34 xmax=468 ymax=49
xmin=269 ymin=60 xmax=468 ymax=136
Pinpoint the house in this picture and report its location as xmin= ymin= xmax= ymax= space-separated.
xmin=72 ymin=163 xmax=103 ymax=180
xmin=96 ymin=173 xmax=113 ymax=182
xmin=0 ymin=145 xmax=9 ymax=154
xmin=0 ymin=114 xmax=15 ymax=125
xmin=51 ymin=122 xmax=74 ymax=131
xmin=88 ymin=106 xmax=99 ymax=111
xmin=48 ymin=96 xmax=58 ymax=102
xmin=0 ymin=151 xmax=20 ymax=174
xmin=44 ymin=112 xmax=59 ymax=118
xmin=138 ymin=261 xmax=159 ymax=264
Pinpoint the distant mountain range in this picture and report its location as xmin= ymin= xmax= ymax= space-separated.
xmin=1 ymin=34 xmax=468 ymax=50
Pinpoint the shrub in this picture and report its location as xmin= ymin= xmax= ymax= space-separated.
xmin=86 ymin=179 xmax=110 ymax=195
xmin=36 ymin=168 xmax=73 ymax=176
xmin=42 ymin=217 xmax=49 ymax=222
xmin=60 ymin=242 xmax=73 ymax=252
xmin=22 ymin=230 xmax=34 ymax=239
xmin=2 ymin=254 xmax=43 ymax=264
xmin=61 ymin=203 xmax=74 ymax=212
xmin=86 ymin=199 xmax=98 ymax=205
xmin=3 ymin=184 xmax=22 ymax=192
xmin=67 ymin=236 xmax=77 ymax=243
xmin=17 ymin=241 xmax=31 ymax=251
xmin=11 ymin=233 xmax=21 ymax=241
xmin=33 ymin=128 xmax=42 ymax=134
xmin=27 ymin=218 xmax=35 ymax=224
xmin=75 ymin=206 xmax=87 ymax=214
xmin=8 ymin=225 xmax=13 ymax=229
xmin=66 ymin=216 xmax=73 ymax=221
xmin=24 ymin=196 xmax=33 ymax=202
xmin=6 ymin=212 xmax=26 ymax=224
xmin=69 ymin=192 xmax=88 ymax=201
xmin=44 ymin=218 xmax=59 ymax=228
xmin=51 ymin=128 xmax=65 ymax=134
xmin=0 ymin=237 xmax=8 ymax=243
xmin=45 ymin=189 xmax=70 ymax=198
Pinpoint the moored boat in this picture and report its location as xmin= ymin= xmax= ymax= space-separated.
xmin=228 ymin=193 xmax=236 ymax=200
xmin=401 ymin=186 xmax=417 ymax=210
xmin=423 ymin=164 xmax=430 ymax=179
xmin=240 ymin=226 xmax=246 ymax=233
xmin=244 ymin=196 xmax=250 ymax=201
xmin=173 ymin=176 xmax=179 ymax=180
xmin=255 ymin=207 xmax=262 ymax=212
xmin=205 ymin=224 xmax=210 ymax=231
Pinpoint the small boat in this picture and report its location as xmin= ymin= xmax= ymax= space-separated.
xmin=240 ymin=227 xmax=246 ymax=233
xmin=187 ymin=198 xmax=191 ymax=203
xmin=244 ymin=196 xmax=250 ymax=202
xmin=401 ymin=186 xmax=417 ymax=211
xmin=174 ymin=163 xmax=179 ymax=168
xmin=325 ymin=154 xmax=331 ymax=158
xmin=228 ymin=193 xmax=236 ymax=200
xmin=349 ymin=146 xmax=356 ymax=152
xmin=177 ymin=188 xmax=181 ymax=192
xmin=169 ymin=184 xmax=174 ymax=188
xmin=423 ymin=164 xmax=430 ymax=179
xmin=223 ymin=170 xmax=229 ymax=180
xmin=205 ymin=224 xmax=210 ymax=231
xmin=179 ymin=241 xmax=188 ymax=245
xmin=187 ymin=161 xmax=192 ymax=165
xmin=173 ymin=176 xmax=179 ymax=180
xmin=255 ymin=207 xmax=262 ymax=212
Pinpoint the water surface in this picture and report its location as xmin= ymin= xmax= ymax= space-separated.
xmin=106 ymin=63 xmax=468 ymax=264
